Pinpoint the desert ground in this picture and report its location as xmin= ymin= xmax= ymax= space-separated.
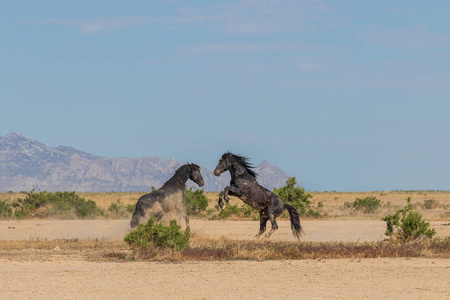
xmin=1 ymin=218 xmax=450 ymax=299
xmin=1 ymin=191 xmax=449 ymax=299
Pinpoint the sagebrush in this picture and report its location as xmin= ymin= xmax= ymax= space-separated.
xmin=273 ymin=177 xmax=312 ymax=216
xmin=11 ymin=190 xmax=104 ymax=219
xmin=184 ymin=187 xmax=208 ymax=215
xmin=124 ymin=217 xmax=191 ymax=250
xmin=382 ymin=197 xmax=436 ymax=241
xmin=352 ymin=196 xmax=381 ymax=213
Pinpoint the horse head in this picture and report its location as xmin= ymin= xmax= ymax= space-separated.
xmin=188 ymin=163 xmax=204 ymax=187
xmin=213 ymin=152 xmax=234 ymax=176
xmin=214 ymin=152 xmax=257 ymax=177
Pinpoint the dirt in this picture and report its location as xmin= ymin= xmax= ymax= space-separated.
xmin=1 ymin=219 xmax=449 ymax=299
xmin=2 ymin=219 xmax=450 ymax=241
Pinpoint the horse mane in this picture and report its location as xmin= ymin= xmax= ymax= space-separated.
xmin=224 ymin=152 xmax=258 ymax=178
xmin=174 ymin=163 xmax=200 ymax=175
xmin=161 ymin=163 xmax=201 ymax=189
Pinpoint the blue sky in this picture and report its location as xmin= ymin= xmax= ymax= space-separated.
xmin=1 ymin=0 xmax=449 ymax=191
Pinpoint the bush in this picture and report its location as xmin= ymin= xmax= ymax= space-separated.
xmin=73 ymin=198 xmax=104 ymax=218
xmin=273 ymin=177 xmax=312 ymax=215
xmin=126 ymin=204 xmax=136 ymax=213
xmin=382 ymin=197 xmax=436 ymax=241
xmin=124 ymin=217 xmax=190 ymax=250
xmin=185 ymin=187 xmax=208 ymax=215
xmin=108 ymin=199 xmax=134 ymax=218
xmin=210 ymin=205 xmax=243 ymax=220
xmin=243 ymin=205 xmax=259 ymax=220
xmin=352 ymin=196 xmax=381 ymax=213
xmin=305 ymin=208 xmax=322 ymax=218
xmin=0 ymin=200 xmax=12 ymax=218
xmin=12 ymin=190 xmax=104 ymax=219
xmin=422 ymin=199 xmax=439 ymax=209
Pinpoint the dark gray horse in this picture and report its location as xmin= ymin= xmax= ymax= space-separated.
xmin=130 ymin=163 xmax=204 ymax=229
xmin=214 ymin=152 xmax=302 ymax=239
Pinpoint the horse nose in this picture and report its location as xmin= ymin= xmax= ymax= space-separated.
xmin=213 ymin=169 xmax=220 ymax=176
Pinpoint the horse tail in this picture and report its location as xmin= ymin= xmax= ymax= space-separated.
xmin=284 ymin=203 xmax=303 ymax=239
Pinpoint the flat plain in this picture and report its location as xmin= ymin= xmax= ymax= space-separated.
xmin=1 ymin=191 xmax=449 ymax=299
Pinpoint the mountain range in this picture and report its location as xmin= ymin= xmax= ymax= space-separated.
xmin=0 ymin=132 xmax=290 ymax=192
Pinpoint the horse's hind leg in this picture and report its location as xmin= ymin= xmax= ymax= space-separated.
xmin=218 ymin=191 xmax=225 ymax=210
xmin=255 ymin=210 xmax=269 ymax=238
xmin=264 ymin=214 xmax=279 ymax=238
xmin=184 ymin=214 xmax=190 ymax=231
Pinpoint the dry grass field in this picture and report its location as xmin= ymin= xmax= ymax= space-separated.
xmin=1 ymin=190 xmax=449 ymax=299
xmin=2 ymin=190 xmax=449 ymax=220
xmin=79 ymin=190 xmax=450 ymax=220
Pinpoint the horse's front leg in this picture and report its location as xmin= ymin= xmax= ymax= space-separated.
xmin=223 ymin=186 xmax=243 ymax=203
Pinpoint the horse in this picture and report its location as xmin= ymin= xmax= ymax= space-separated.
xmin=130 ymin=163 xmax=204 ymax=229
xmin=213 ymin=152 xmax=302 ymax=239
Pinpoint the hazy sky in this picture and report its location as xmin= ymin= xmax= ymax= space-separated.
xmin=1 ymin=1 xmax=449 ymax=191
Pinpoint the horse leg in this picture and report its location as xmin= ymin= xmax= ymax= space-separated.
xmin=184 ymin=214 xmax=190 ymax=231
xmin=255 ymin=210 xmax=269 ymax=238
xmin=218 ymin=191 xmax=225 ymax=210
xmin=223 ymin=186 xmax=243 ymax=203
xmin=264 ymin=213 xmax=279 ymax=238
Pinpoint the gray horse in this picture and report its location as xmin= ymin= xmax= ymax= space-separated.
xmin=130 ymin=163 xmax=204 ymax=229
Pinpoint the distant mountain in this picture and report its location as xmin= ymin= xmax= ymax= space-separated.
xmin=0 ymin=132 xmax=290 ymax=192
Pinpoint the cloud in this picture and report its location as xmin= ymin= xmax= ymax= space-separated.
xmin=316 ymin=4 xmax=331 ymax=11
xmin=187 ymin=41 xmax=322 ymax=54
xmin=37 ymin=16 xmax=154 ymax=34
xmin=359 ymin=27 xmax=450 ymax=49
xmin=34 ymin=0 xmax=334 ymax=36
xmin=187 ymin=0 xmax=331 ymax=35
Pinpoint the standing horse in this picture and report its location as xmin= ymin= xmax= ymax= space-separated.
xmin=130 ymin=163 xmax=204 ymax=229
xmin=214 ymin=152 xmax=302 ymax=239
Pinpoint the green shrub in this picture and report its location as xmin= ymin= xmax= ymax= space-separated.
xmin=273 ymin=177 xmax=312 ymax=215
xmin=243 ymin=205 xmax=259 ymax=220
xmin=305 ymin=208 xmax=322 ymax=217
xmin=210 ymin=205 xmax=243 ymax=220
xmin=126 ymin=204 xmax=136 ymax=213
xmin=12 ymin=189 xmax=47 ymax=216
xmin=12 ymin=190 xmax=104 ymax=218
xmin=124 ymin=217 xmax=190 ymax=250
xmin=73 ymin=198 xmax=104 ymax=218
xmin=185 ymin=187 xmax=208 ymax=215
xmin=108 ymin=199 xmax=133 ymax=218
xmin=0 ymin=200 xmax=12 ymax=218
xmin=352 ymin=196 xmax=381 ymax=213
xmin=382 ymin=197 xmax=436 ymax=241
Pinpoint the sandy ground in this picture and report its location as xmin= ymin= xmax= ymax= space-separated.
xmin=1 ymin=219 xmax=450 ymax=299
xmin=1 ymin=257 xmax=449 ymax=300
xmin=1 ymin=219 xmax=450 ymax=242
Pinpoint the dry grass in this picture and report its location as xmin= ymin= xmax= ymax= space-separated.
xmin=81 ymin=190 xmax=450 ymax=220
xmin=308 ymin=191 xmax=450 ymax=220
xmin=2 ymin=235 xmax=449 ymax=262
xmin=1 ymin=190 xmax=449 ymax=220
xmin=128 ymin=237 xmax=450 ymax=261
xmin=0 ymin=238 xmax=127 ymax=251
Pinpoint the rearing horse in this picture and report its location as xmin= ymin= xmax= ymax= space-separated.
xmin=214 ymin=152 xmax=302 ymax=239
